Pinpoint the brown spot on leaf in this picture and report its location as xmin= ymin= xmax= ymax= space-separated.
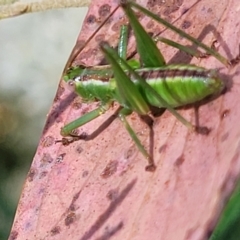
xmin=72 ymin=98 xmax=82 ymax=110
xmin=28 ymin=168 xmax=37 ymax=182
xmin=163 ymin=5 xmax=179 ymax=16
xmin=175 ymin=154 xmax=185 ymax=166
xmin=162 ymin=0 xmax=183 ymax=16
xmin=181 ymin=20 xmax=191 ymax=29
xmin=41 ymin=135 xmax=54 ymax=147
xmin=39 ymin=171 xmax=48 ymax=179
xmin=76 ymin=145 xmax=83 ymax=154
xmin=69 ymin=203 xmax=77 ymax=212
xmin=195 ymin=126 xmax=211 ymax=135
xmin=86 ymin=14 xmax=97 ymax=25
xmin=101 ymin=160 xmax=118 ymax=178
xmin=159 ymin=144 xmax=167 ymax=153
xmin=111 ymin=21 xmax=122 ymax=32
xmin=55 ymin=115 xmax=63 ymax=123
xmin=111 ymin=17 xmax=129 ymax=32
xmin=82 ymin=170 xmax=89 ymax=177
xmin=106 ymin=189 xmax=119 ymax=201
xmin=124 ymin=146 xmax=136 ymax=159
xmin=40 ymin=153 xmax=53 ymax=165
xmin=147 ymin=0 xmax=164 ymax=9
xmin=146 ymin=20 xmax=155 ymax=29
xmin=207 ymin=8 xmax=213 ymax=13
xmin=164 ymin=180 xmax=170 ymax=187
xmin=72 ymin=191 xmax=81 ymax=202
xmin=80 ymin=47 xmax=101 ymax=61
xmin=9 ymin=230 xmax=18 ymax=240
xmin=98 ymin=4 xmax=111 ymax=18
xmin=50 ymin=226 xmax=61 ymax=236
xmin=65 ymin=212 xmax=77 ymax=226
xmin=175 ymin=0 xmax=184 ymax=7
xmin=95 ymin=33 xmax=105 ymax=42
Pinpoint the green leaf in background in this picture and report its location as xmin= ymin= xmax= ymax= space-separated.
xmin=210 ymin=180 xmax=240 ymax=240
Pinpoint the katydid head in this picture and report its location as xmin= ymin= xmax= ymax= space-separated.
xmin=63 ymin=66 xmax=86 ymax=82
xmin=65 ymin=80 xmax=76 ymax=92
xmin=63 ymin=66 xmax=87 ymax=95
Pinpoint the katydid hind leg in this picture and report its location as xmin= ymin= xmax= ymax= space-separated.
xmin=127 ymin=1 xmax=229 ymax=66
xmin=154 ymin=37 xmax=214 ymax=60
xmin=121 ymin=1 xmax=166 ymax=67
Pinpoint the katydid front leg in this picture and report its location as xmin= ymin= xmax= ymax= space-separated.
xmin=58 ymin=102 xmax=111 ymax=144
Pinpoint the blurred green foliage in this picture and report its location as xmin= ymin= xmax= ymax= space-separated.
xmin=0 ymin=96 xmax=35 ymax=239
xmin=210 ymin=180 xmax=240 ymax=240
xmin=0 ymin=6 xmax=87 ymax=239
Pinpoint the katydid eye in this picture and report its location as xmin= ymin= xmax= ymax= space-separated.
xmin=66 ymin=80 xmax=76 ymax=92
xmin=73 ymin=76 xmax=82 ymax=82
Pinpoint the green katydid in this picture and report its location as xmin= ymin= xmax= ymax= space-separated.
xmin=58 ymin=1 xmax=237 ymax=171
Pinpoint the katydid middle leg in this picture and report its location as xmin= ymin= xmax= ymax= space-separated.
xmin=118 ymin=108 xmax=156 ymax=171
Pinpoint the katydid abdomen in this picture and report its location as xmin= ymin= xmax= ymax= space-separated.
xmin=136 ymin=64 xmax=224 ymax=108
xmin=71 ymin=64 xmax=224 ymax=111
